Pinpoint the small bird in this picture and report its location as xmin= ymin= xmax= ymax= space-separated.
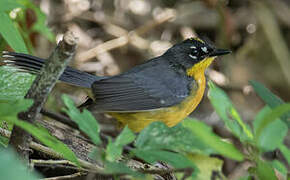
xmin=1 ymin=38 xmax=230 ymax=132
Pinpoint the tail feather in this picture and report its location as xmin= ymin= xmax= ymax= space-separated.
xmin=1 ymin=51 xmax=105 ymax=88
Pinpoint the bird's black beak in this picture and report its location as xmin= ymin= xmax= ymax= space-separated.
xmin=209 ymin=49 xmax=231 ymax=57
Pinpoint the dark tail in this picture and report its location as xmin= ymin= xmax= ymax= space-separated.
xmin=1 ymin=51 xmax=105 ymax=88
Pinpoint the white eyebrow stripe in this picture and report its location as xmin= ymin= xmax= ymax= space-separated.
xmin=190 ymin=46 xmax=196 ymax=49
xmin=189 ymin=54 xmax=197 ymax=59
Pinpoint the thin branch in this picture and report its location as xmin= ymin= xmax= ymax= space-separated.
xmin=9 ymin=31 xmax=78 ymax=160
xmin=31 ymin=159 xmax=89 ymax=173
xmin=75 ymin=9 xmax=176 ymax=63
xmin=40 ymin=109 xmax=78 ymax=129
xmin=42 ymin=172 xmax=85 ymax=180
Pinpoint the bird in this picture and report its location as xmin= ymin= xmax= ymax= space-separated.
xmin=1 ymin=37 xmax=231 ymax=132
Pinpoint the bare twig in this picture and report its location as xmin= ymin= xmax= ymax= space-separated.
xmin=75 ymin=9 xmax=176 ymax=63
xmin=40 ymin=109 xmax=78 ymax=129
xmin=43 ymin=172 xmax=85 ymax=180
xmin=9 ymin=31 xmax=78 ymax=160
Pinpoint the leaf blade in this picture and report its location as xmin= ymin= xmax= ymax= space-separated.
xmin=182 ymin=118 xmax=244 ymax=161
xmin=0 ymin=12 xmax=28 ymax=53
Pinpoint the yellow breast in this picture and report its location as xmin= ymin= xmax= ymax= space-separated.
xmin=109 ymin=57 xmax=215 ymax=132
xmin=109 ymin=71 xmax=206 ymax=132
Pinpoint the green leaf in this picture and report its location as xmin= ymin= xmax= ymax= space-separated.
xmin=182 ymin=118 xmax=244 ymax=161
xmin=255 ymin=104 xmax=290 ymax=140
xmin=250 ymin=80 xmax=290 ymax=127
xmin=133 ymin=149 xmax=197 ymax=177
xmin=115 ymin=126 xmax=135 ymax=147
xmin=62 ymin=95 xmax=100 ymax=145
xmin=250 ymin=81 xmax=284 ymax=107
xmin=208 ymin=81 xmax=253 ymax=142
xmin=13 ymin=119 xmax=79 ymax=166
xmin=106 ymin=126 xmax=135 ymax=162
xmin=0 ymin=138 xmax=7 ymax=147
xmin=0 ymin=99 xmax=33 ymax=118
xmin=253 ymin=106 xmax=288 ymax=151
xmin=0 ymin=0 xmax=23 ymax=12
xmin=271 ymin=160 xmax=287 ymax=176
xmin=135 ymin=122 xmax=215 ymax=154
xmin=105 ymin=138 xmax=119 ymax=162
xmin=0 ymin=148 xmax=41 ymax=180
xmin=256 ymin=160 xmax=277 ymax=180
xmin=0 ymin=98 xmax=79 ymax=166
xmin=0 ymin=66 xmax=34 ymax=101
xmin=0 ymin=12 xmax=28 ymax=53
xmin=106 ymin=127 xmax=135 ymax=161
xmin=279 ymin=144 xmax=290 ymax=164
xmin=104 ymin=161 xmax=143 ymax=178
xmin=186 ymin=154 xmax=224 ymax=180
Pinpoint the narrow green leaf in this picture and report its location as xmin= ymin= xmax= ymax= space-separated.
xmin=106 ymin=126 xmax=135 ymax=162
xmin=182 ymin=118 xmax=244 ymax=161
xmin=255 ymin=104 xmax=290 ymax=140
xmin=279 ymin=144 xmax=290 ymax=164
xmin=0 ymin=12 xmax=28 ymax=53
xmin=104 ymin=161 xmax=143 ymax=177
xmin=133 ymin=149 xmax=197 ymax=177
xmin=0 ymin=148 xmax=41 ymax=180
xmin=135 ymin=122 xmax=215 ymax=154
xmin=256 ymin=160 xmax=277 ymax=180
xmin=208 ymin=81 xmax=253 ymax=142
xmin=271 ymin=160 xmax=287 ymax=176
xmin=0 ymin=98 xmax=79 ymax=166
xmin=115 ymin=126 xmax=135 ymax=147
xmin=250 ymin=81 xmax=284 ymax=107
xmin=253 ymin=106 xmax=287 ymax=151
xmin=13 ymin=119 xmax=79 ymax=166
xmin=105 ymin=138 xmax=120 ymax=162
xmin=62 ymin=95 xmax=100 ymax=145
xmin=250 ymin=80 xmax=290 ymax=127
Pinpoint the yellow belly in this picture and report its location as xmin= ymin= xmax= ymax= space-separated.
xmin=109 ymin=73 xmax=206 ymax=132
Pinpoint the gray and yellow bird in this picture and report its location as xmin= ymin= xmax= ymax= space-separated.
xmin=1 ymin=38 xmax=230 ymax=132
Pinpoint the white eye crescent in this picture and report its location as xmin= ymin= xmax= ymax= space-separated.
xmin=201 ymin=47 xmax=208 ymax=53
xmin=190 ymin=46 xmax=196 ymax=49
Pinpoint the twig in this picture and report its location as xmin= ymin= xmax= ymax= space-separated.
xmin=42 ymin=172 xmax=85 ymax=180
xmin=31 ymin=159 xmax=89 ymax=173
xmin=0 ymin=127 xmax=10 ymax=138
xmin=75 ymin=9 xmax=176 ymax=63
xmin=9 ymin=31 xmax=78 ymax=160
xmin=40 ymin=109 xmax=78 ymax=129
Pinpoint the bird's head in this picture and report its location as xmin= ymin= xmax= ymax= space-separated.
xmin=164 ymin=37 xmax=231 ymax=77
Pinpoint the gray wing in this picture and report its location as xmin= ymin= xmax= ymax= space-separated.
xmin=91 ymin=57 xmax=194 ymax=112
